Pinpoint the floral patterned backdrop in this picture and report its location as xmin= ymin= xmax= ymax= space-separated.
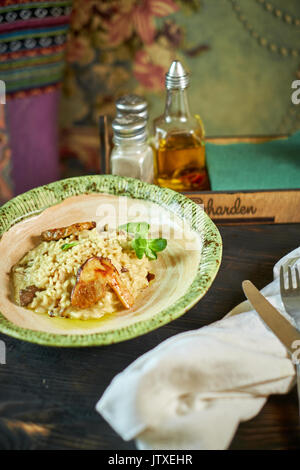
xmin=59 ymin=0 xmax=300 ymax=176
xmin=60 ymin=0 xmax=210 ymax=175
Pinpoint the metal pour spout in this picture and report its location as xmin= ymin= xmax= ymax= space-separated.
xmin=165 ymin=60 xmax=190 ymax=90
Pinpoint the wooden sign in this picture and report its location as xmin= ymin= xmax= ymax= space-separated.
xmin=185 ymin=190 xmax=300 ymax=224
xmin=183 ymin=134 xmax=299 ymax=225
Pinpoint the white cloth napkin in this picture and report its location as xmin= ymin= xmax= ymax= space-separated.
xmin=96 ymin=248 xmax=300 ymax=450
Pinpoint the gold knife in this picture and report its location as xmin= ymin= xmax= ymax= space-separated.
xmin=242 ymin=280 xmax=300 ymax=354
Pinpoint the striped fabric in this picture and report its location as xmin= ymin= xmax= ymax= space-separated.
xmin=0 ymin=0 xmax=72 ymax=98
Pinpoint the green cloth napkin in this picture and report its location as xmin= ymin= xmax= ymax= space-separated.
xmin=206 ymin=131 xmax=300 ymax=190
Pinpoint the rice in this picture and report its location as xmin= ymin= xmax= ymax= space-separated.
xmin=12 ymin=228 xmax=150 ymax=320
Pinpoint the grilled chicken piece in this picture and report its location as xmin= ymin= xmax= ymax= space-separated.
xmin=71 ymin=257 xmax=134 ymax=309
xmin=71 ymin=257 xmax=106 ymax=309
xmin=41 ymin=221 xmax=96 ymax=242
xmin=19 ymin=285 xmax=40 ymax=306
xmin=100 ymin=258 xmax=134 ymax=309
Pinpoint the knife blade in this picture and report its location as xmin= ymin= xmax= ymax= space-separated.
xmin=242 ymin=280 xmax=300 ymax=354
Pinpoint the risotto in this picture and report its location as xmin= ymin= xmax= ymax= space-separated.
xmin=11 ymin=226 xmax=151 ymax=320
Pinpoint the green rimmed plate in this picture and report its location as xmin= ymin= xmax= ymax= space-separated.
xmin=0 ymin=175 xmax=222 ymax=347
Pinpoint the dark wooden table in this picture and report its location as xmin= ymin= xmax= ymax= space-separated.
xmin=0 ymin=223 xmax=299 ymax=450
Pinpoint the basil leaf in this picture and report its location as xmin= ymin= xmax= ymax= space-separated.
xmin=131 ymin=238 xmax=147 ymax=249
xmin=120 ymin=222 xmax=167 ymax=261
xmin=120 ymin=222 xmax=150 ymax=237
xmin=131 ymin=238 xmax=147 ymax=259
xmin=61 ymin=242 xmax=79 ymax=251
xmin=149 ymin=238 xmax=167 ymax=252
xmin=145 ymin=246 xmax=157 ymax=260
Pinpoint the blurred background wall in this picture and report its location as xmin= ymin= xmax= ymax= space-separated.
xmin=60 ymin=0 xmax=300 ymax=174
xmin=1 ymin=0 xmax=300 ymax=200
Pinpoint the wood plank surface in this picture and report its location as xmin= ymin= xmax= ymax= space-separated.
xmin=0 ymin=223 xmax=299 ymax=450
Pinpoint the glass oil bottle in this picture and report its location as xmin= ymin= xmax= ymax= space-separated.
xmin=153 ymin=60 xmax=209 ymax=191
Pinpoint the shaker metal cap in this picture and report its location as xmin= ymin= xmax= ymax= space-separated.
xmin=112 ymin=114 xmax=147 ymax=143
xmin=165 ymin=60 xmax=190 ymax=89
xmin=116 ymin=94 xmax=148 ymax=119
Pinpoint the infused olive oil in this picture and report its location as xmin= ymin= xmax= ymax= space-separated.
xmin=155 ymin=129 xmax=207 ymax=191
xmin=153 ymin=60 xmax=209 ymax=191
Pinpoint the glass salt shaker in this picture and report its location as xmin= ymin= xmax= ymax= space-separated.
xmin=110 ymin=114 xmax=154 ymax=183
xmin=116 ymin=94 xmax=148 ymax=121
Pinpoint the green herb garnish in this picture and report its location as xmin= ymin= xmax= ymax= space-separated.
xmin=119 ymin=222 xmax=150 ymax=238
xmin=61 ymin=242 xmax=79 ymax=251
xmin=119 ymin=222 xmax=167 ymax=260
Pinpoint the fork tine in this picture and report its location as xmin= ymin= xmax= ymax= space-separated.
xmin=295 ymin=266 xmax=300 ymax=289
xmin=280 ymin=266 xmax=285 ymax=292
xmin=288 ymin=266 xmax=293 ymax=290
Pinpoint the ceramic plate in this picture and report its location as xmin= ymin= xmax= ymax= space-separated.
xmin=0 ymin=175 xmax=222 ymax=347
